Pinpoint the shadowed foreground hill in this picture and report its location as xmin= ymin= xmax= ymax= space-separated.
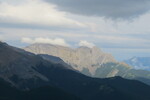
xmin=0 ymin=78 xmax=80 ymax=100
xmin=0 ymin=42 xmax=150 ymax=100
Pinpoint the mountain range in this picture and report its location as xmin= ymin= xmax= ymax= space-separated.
xmin=24 ymin=43 xmax=150 ymax=85
xmin=0 ymin=42 xmax=150 ymax=100
xmin=125 ymin=57 xmax=150 ymax=71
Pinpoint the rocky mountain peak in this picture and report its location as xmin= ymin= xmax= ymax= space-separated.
xmin=24 ymin=43 xmax=116 ymax=75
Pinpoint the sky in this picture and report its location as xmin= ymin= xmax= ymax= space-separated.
xmin=0 ymin=0 xmax=150 ymax=61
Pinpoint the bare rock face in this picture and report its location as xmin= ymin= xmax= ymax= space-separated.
xmin=24 ymin=43 xmax=116 ymax=75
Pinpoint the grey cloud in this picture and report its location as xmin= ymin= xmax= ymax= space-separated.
xmin=45 ymin=0 xmax=150 ymax=19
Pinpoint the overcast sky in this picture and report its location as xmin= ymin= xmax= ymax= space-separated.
xmin=0 ymin=0 xmax=150 ymax=60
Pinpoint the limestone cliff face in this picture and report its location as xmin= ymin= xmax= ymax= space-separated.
xmin=24 ymin=43 xmax=116 ymax=75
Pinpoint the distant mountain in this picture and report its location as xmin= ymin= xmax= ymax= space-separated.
xmin=24 ymin=43 xmax=125 ymax=75
xmin=1 ymin=42 xmax=150 ymax=100
xmin=24 ymin=43 xmax=150 ymax=85
xmin=125 ymin=57 xmax=150 ymax=71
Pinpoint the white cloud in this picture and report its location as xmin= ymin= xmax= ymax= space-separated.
xmin=0 ymin=0 xmax=86 ymax=28
xmin=78 ymin=40 xmax=95 ymax=48
xmin=21 ymin=37 xmax=70 ymax=47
